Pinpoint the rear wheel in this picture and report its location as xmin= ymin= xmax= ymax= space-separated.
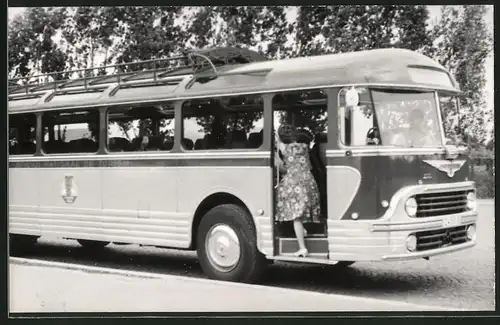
xmin=197 ymin=204 xmax=267 ymax=283
xmin=9 ymin=234 xmax=38 ymax=255
xmin=77 ymin=239 xmax=110 ymax=250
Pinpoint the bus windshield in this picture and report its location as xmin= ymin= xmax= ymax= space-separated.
xmin=371 ymin=89 xmax=443 ymax=148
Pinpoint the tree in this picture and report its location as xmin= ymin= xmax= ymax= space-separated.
xmin=8 ymin=7 xmax=68 ymax=81
xmin=185 ymin=6 xmax=293 ymax=59
xmin=254 ymin=7 xmax=294 ymax=59
xmin=290 ymin=6 xmax=432 ymax=132
xmin=60 ymin=7 xmax=119 ymax=77
xmin=430 ymin=5 xmax=493 ymax=146
xmin=109 ymin=6 xmax=187 ymax=70
xmin=293 ymin=5 xmax=431 ymax=56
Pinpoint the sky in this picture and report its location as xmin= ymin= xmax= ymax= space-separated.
xmin=7 ymin=5 xmax=494 ymax=130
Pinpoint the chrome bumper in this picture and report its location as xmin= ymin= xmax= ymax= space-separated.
xmin=381 ymin=240 xmax=476 ymax=261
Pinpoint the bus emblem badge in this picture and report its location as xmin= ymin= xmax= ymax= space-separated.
xmin=61 ymin=175 xmax=78 ymax=204
xmin=422 ymin=160 xmax=466 ymax=179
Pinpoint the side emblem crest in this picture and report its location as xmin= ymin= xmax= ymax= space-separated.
xmin=61 ymin=175 xmax=78 ymax=203
xmin=422 ymin=160 xmax=466 ymax=178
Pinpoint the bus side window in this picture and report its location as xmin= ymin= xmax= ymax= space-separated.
xmin=182 ymin=95 xmax=264 ymax=151
xmin=107 ymin=104 xmax=175 ymax=152
xmin=339 ymin=87 xmax=378 ymax=146
xmin=9 ymin=113 xmax=37 ymax=155
xmin=42 ymin=109 xmax=99 ymax=154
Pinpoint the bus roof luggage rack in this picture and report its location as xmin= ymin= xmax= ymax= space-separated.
xmin=8 ymin=47 xmax=269 ymax=101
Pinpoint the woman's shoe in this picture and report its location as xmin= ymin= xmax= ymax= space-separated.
xmin=293 ymin=248 xmax=308 ymax=257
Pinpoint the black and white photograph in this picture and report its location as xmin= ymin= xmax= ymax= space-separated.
xmin=7 ymin=5 xmax=495 ymax=314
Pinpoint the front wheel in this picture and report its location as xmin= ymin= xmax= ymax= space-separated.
xmin=197 ymin=204 xmax=267 ymax=283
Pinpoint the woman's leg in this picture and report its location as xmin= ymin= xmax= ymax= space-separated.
xmin=293 ymin=219 xmax=308 ymax=256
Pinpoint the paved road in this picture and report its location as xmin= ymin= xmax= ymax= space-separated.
xmin=10 ymin=202 xmax=495 ymax=311
xmin=9 ymin=260 xmax=454 ymax=312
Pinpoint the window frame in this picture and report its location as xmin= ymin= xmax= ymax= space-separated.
xmin=180 ymin=94 xmax=266 ymax=152
xmin=271 ymin=89 xmax=329 ymax=148
xmin=40 ymin=107 xmax=101 ymax=156
xmin=105 ymin=102 xmax=176 ymax=154
xmin=8 ymin=112 xmax=38 ymax=156
xmin=337 ymin=86 xmax=380 ymax=148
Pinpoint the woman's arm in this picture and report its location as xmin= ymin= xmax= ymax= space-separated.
xmin=275 ymin=154 xmax=287 ymax=174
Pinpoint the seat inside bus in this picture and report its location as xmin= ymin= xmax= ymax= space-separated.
xmin=69 ymin=138 xmax=98 ymax=153
xmin=247 ymin=130 xmax=263 ymax=148
xmin=43 ymin=140 xmax=70 ymax=154
xmin=146 ymin=136 xmax=164 ymax=151
xmin=182 ymin=138 xmax=194 ymax=150
xmin=227 ymin=130 xmax=248 ymax=149
xmin=109 ymin=137 xmax=131 ymax=152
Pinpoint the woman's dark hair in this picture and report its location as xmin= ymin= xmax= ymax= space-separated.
xmin=278 ymin=123 xmax=296 ymax=144
xmin=296 ymin=127 xmax=313 ymax=144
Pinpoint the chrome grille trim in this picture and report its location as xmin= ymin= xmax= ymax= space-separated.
xmin=415 ymin=190 xmax=469 ymax=218
xmin=415 ymin=225 xmax=469 ymax=251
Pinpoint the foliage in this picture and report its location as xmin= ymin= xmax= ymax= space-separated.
xmin=8 ymin=7 xmax=68 ymax=80
xmin=429 ymin=5 xmax=493 ymax=146
xmin=293 ymin=5 xmax=431 ymax=56
xmin=472 ymin=167 xmax=495 ymax=198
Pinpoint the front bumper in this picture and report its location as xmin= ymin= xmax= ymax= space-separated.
xmin=381 ymin=240 xmax=475 ymax=261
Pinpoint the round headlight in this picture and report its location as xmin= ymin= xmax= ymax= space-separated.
xmin=405 ymin=197 xmax=418 ymax=217
xmin=406 ymin=234 xmax=417 ymax=252
xmin=466 ymin=224 xmax=476 ymax=241
xmin=466 ymin=192 xmax=477 ymax=211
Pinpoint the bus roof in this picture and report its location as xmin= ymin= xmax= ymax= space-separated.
xmin=8 ymin=48 xmax=460 ymax=114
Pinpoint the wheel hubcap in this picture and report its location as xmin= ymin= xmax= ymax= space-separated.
xmin=205 ymin=224 xmax=241 ymax=272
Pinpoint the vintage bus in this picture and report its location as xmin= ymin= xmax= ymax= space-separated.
xmin=8 ymin=47 xmax=477 ymax=283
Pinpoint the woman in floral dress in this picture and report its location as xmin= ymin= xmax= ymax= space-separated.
xmin=275 ymin=124 xmax=321 ymax=257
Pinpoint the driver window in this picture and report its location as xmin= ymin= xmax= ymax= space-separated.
xmin=339 ymin=87 xmax=379 ymax=146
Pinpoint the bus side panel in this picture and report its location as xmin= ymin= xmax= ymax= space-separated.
xmin=177 ymin=165 xmax=274 ymax=256
xmin=325 ymin=155 xmax=385 ymax=261
xmin=101 ymin=166 xmax=187 ymax=247
xmin=36 ymin=168 xmax=103 ymax=240
xmin=9 ymin=168 xmax=41 ymax=236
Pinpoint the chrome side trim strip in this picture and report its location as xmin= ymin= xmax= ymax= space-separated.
xmin=326 ymin=147 xmax=446 ymax=157
xmin=370 ymin=220 xmax=443 ymax=232
xmin=9 ymin=151 xmax=271 ymax=162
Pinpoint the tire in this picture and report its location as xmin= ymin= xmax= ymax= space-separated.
xmin=77 ymin=239 xmax=110 ymax=250
xmin=197 ymin=204 xmax=267 ymax=283
xmin=9 ymin=234 xmax=38 ymax=255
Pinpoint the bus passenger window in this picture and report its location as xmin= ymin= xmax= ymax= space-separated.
xmin=42 ymin=109 xmax=99 ymax=154
xmin=338 ymin=87 xmax=379 ymax=146
xmin=9 ymin=113 xmax=36 ymax=155
xmin=107 ymin=104 xmax=175 ymax=152
xmin=182 ymin=95 xmax=264 ymax=150
xmin=272 ymin=89 xmax=328 ymax=151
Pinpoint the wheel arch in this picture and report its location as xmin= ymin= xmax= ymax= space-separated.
xmin=189 ymin=191 xmax=260 ymax=251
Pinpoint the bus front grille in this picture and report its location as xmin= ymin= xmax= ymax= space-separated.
xmin=415 ymin=190 xmax=469 ymax=218
xmin=415 ymin=225 xmax=468 ymax=251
